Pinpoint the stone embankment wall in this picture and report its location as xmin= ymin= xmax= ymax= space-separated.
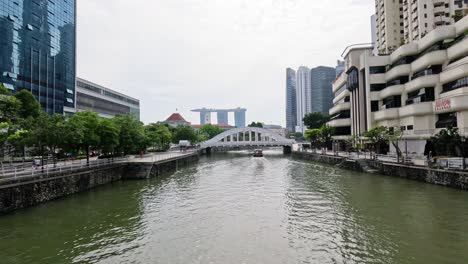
xmin=124 ymin=154 xmax=199 ymax=179
xmin=0 ymin=153 xmax=199 ymax=215
xmin=292 ymin=151 xmax=363 ymax=172
xmin=292 ymin=151 xmax=468 ymax=191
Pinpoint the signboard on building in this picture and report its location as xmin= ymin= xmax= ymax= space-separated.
xmin=434 ymin=98 xmax=451 ymax=112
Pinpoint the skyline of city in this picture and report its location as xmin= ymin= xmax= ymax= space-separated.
xmin=75 ymin=0 xmax=377 ymax=125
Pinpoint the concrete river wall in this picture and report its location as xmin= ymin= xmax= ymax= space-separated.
xmin=292 ymin=151 xmax=468 ymax=191
xmin=0 ymin=153 xmax=199 ymax=215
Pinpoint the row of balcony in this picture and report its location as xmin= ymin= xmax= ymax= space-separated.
xmin=389 ymin=15 xmax=468 ymax=65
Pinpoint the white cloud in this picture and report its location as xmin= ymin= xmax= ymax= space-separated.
xmin=77 ymin=0 xmax=374 ymax=125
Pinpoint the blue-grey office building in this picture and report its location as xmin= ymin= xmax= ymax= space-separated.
xmin=0 ymin=0 xmax=76 ymax=114
xmin=310 ymin=66 xmax=336 ymax=115
xmin=285 ymin=68 xmax=296 ymax=132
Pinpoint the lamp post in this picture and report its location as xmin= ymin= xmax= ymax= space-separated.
xmin=462 ymin=137 xmax=466 ymax=170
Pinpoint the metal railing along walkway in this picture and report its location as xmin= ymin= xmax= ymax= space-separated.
xmin=0 ymin=151 xmax=198 ymax=183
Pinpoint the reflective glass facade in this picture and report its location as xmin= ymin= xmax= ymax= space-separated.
xmin=0 ymin=0 xmax=76 ymax=114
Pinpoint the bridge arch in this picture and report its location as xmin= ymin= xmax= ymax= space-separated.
xmin=201 ymin=127 xmax=294 ymax=149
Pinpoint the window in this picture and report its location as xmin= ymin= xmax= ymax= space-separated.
xmin=369 ymin=66 xmax=386 ymax=74
xmin=406 ymin=88 xmax=434 ymax=105
xmin=370 ymin=83 xmax=386 ymax=91
xmin=412 ymin=65 xmax=442 ymax=80
xmin=442 ymin=76 xmax=468 ymax=93
xmin=382 ymin=95 xmax=402 ymax=109
xmin=436 ymin=112 xmax=457 ymax=128
xmin=386 ymin=76 xmax=409 ymax=86
xmin=66 ymin=98 xmax=74 ymax=103
xmin=371 ymin=101 xmax=379 ymax=112
xmin=407 ymin=125 xmax=414 ymax=130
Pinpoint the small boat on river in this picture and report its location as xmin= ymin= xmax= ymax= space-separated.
xmin=253 ymin=149 xmax=263 ymax=157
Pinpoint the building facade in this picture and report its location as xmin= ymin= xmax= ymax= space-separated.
xmin=0 ymin=0 xmax=76 ymax=114
xmin=76 ymin=78 xmax=140 ymax=120
xmin=192 ymin=108 xmax=247 ymax=128
xmin=310 ymin=66 xmax=336 ymax=115
xmin=375 ymin=0 xmax=468 ymax=54
xmin=163 ymin=113 xmax=191 ymax=128
xmin=329 ymin=16 xmax=468 ymax=155
xmin=296 ymin=66 xmax=311 ymax=133
xmin=285 ymin=68 xmax=297 ymax=132
xmin=335 ymin=60 xmax=346 ymax=77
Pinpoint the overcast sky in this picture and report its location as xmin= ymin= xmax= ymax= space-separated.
xmin=77 ymin=0 xmax=374 ymax=126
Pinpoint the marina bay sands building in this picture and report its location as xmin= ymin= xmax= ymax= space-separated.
xmin=192 ymin=108 xmax=247 ymax=128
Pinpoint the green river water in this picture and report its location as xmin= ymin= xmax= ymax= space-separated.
xmin=1 ymin=151 xmax=468 ymax=264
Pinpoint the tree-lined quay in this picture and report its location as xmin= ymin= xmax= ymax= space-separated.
xmin=0 ymin=84 xmax=223 ymax=166
xmin=300 ymin=112 xmax=468 ymax=165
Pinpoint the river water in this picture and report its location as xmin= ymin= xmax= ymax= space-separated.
xmin=1 ymin=151 xmax=468 ymax=264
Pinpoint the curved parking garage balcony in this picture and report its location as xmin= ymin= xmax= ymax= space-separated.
xmin=405 ymin=75 xmax=439 ymax=93
xmin=418 ymin=26 xmax=456 ymax=52
xmin=455 ymin=15 xmax=468 ymax=36
xmin=327 ymin=118 xmax=351 ymax=128
xmin=379 ymin=84 xmax=404 ymax=99
xmin=448 ymin=37 xmax=468 ymax=62
xmin=440 ymin=62 xmax=468 ymax=91
xmin=373 ymin=108 xmax=400 ymax=122
xmin=399 ymin=102 xmax=434 ymax=118
xmin=386 ymin=64 xmax=411 ymax=82
xmin=411 ymin=50 xmax=447 ymax=73
xmin=329 ymin=102 xmax=351 ymax=116
xmin=390 ymin=43 xmax=418 ymax=64
xmin=332 ymin=90 xmax=350 ymax=104
xmin=332 ymin=73 xmax=347 ymax=94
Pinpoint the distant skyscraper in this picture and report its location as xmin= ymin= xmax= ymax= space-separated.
xmin=0 ymin=0 xmax=76 ymax=114
xmin=234 ymin=108 xmax=246 ymax=128
xmin=285 ymin=68 xmax=297 ymax=132
xmin=296 ymin=66 xmax=310 ymax=133
xmin=310 ymin=66 xmax=336 ymax=115
xmin=335 ymin=60 xmax=345 ymax=78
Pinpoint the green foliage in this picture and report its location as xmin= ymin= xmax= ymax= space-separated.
xmin=98 ymin=118 xmax=120 ymax=154
xmin=0 ymin=93 xmax=22 ymax=123
xmin=304 ymin=125 xmax=335 ymax=148
xmin=14 ymin=89 xmax=42 ymax=119
xmin=172 ymin=125 xmax=198 ymax=144
xmin=145 ymin=123 xmax=172 ymax=151
xmin=248 ymin=122 xmax=263 ymax=128
xmin=364 ymin=126 xmax=388 ymax=154
xmin=303 ymin=112 xmax=330 ymax=129
xmin=304 ymin=129 xmax=321 ymax=147
xmin=293 ymin=132 xmax=304 ymax=141
xmin=7 ymin=129 xmax=30 ymax=157
xmin=0 ymin=83 xmax=11 ymax=95
xmin=114 ymin=115 xmax=148 ymax=155
xmin=199 ymin=124 xmax=224 ymax=141
xmin=431 ymin=127 xmax=463 ymax=157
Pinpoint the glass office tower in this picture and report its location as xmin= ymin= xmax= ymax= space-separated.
xmin=0 ymin=0 xmax=76 ymax=114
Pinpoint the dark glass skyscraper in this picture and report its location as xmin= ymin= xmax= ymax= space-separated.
xmin=285 ymin=68 xmax=296 ymax=132
xmin=310 ymin=66 xmax=335 ymax=115
xmin=0 ymin=0 xmax=76 ymax=114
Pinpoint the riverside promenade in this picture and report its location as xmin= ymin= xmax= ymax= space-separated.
xmin=293 ymin=150 xmax=468 ymax=191
xmin=0 ymin=151 xmax=199 ymax=214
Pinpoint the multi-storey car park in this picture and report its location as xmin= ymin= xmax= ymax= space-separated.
xmin=329 ymin=15 xmax=468 ymax=155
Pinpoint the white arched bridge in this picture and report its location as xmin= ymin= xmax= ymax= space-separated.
xmin=200 ymin=127 xmax=295 ymax=154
